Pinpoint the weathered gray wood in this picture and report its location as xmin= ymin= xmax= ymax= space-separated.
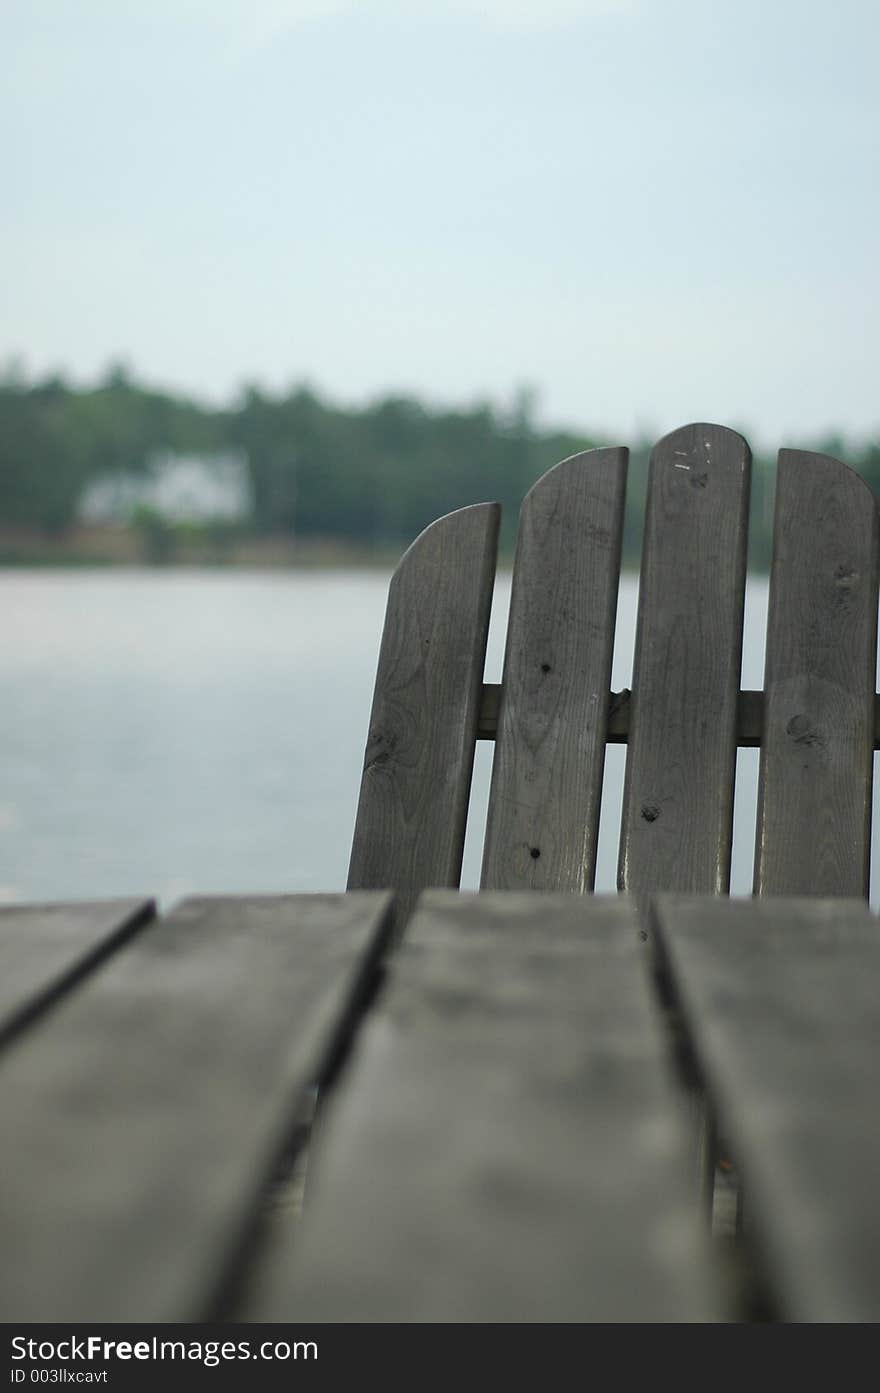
xmin=348 ymin=504 xmax=499 ymax=926
xmin=754 ymin=449 xmax=880 ymax=897
xmin=0 ymin=891 xmax=394 ymax=1322
xmin=653 ymin=895 xmax=880 ymax=1321
xmin=479 ymin=685 xmax=770 ymax=746
xmin=481 ymin=449 xmax=627 ymax=891
xmin=0 ymin=898 xmax=154 ymax=1044
xmin=251 ymin=892 xmax=719 ymax=1322
xmin=619 ymin=424 xmax=751 ymax=895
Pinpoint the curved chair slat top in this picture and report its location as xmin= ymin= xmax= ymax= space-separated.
xmin=619 ymin=424 xmax=752 ymax=896
xmin=347 ymin=503 xmax=499 ymax=928
xmin=482 ymin=446 xmax=627 ymax=893
xmin=755 ymin=448 xmax=880 ymax=898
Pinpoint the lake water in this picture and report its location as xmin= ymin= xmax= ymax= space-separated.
xmin=1 ymin=569 xmax=876 ymax=907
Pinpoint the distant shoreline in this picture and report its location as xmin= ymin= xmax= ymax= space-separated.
xmin=0 ymin=527 xmax=409 ymax=570
xmin=0 ymin=526 xmax=761 ymax=574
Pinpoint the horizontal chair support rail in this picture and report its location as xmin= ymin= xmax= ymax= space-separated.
xmin=477 ymin=685 xmax=880 ymax=747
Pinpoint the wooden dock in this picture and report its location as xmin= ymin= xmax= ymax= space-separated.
xmin=2 ymin=889 xmax=878 ymax=1322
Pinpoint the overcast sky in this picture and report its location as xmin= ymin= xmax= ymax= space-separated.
xmin=4 ymin=0 xmax=878 ymax=447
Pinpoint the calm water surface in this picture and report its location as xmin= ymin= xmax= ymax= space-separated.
xmin=2 ymin=568 xmax=871 ymax=907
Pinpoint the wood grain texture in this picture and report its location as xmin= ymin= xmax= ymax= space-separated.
xmin=653 ymin=894 xmax=880 ymax=1321
xmin=754 ymin=450 xmax=880 ymax=897
xmin=0 ymin=891 xmax=394 ymax=1322
xmin=252 ymin=891 xmax=719 ymax=1322
xmin=347 ymin=504 xmax=499 ymax=926
xmin=619 ymin=424 xmax=751 ymax=895
xmin=481 ymin=449 xmax=627 ymax=891
xmin=0 ymin=898 xmax=154 ymax=1045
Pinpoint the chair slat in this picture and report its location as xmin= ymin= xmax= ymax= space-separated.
xmin=481 ymin=449 xmax=627 ymax=891
xmin=249 ymin=891 xmax=720 ymax=1323
xmin=754 ymin=450 xmax=880 ymax=897
xmin=619 ymin=424 xmax=751 ymax=895
xmin=0 ymin=898 xmax=154 ymax=1044
xmin=0 ymin=892 xmax=394 ymax=1321
xmin=347 ymin=504 xmax=499 ymax=925
xmin=653 ymin=895 xmax=880 ymax=1321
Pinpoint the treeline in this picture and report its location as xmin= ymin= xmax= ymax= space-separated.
xmin=1 ymin=363 xmax=878 ymax=568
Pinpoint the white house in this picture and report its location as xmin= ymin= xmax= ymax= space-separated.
xmin=79 ymin=451 xmax=253 ymax=525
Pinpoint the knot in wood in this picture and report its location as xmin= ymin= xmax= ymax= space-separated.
xmin=785 ymin=714 xmax=826 ymax=749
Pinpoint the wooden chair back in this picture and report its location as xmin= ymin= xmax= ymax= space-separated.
xmin=348 ymin=424 xmax=880 ymax=922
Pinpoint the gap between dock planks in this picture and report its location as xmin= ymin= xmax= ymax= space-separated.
xmin=0 ymin=891 xmax=394 ymax=1323
xmin=245 ymin=891 xmax=721 ymax=1323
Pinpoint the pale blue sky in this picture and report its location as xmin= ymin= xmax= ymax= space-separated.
xmin=3 ymin=0 xmax=878 ymax=447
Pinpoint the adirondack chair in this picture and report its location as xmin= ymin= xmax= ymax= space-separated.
xmin=347 ymin=422 xmax=880 ymax=919
xmin=3 ymin=422 xmax=879 ymax=1325
xmin=244 ymin=420 xmax=880 ymax=1324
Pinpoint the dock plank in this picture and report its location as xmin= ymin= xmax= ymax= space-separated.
xmin=250 ymin=891 xmax=719 ymax=1322
xmin=0 ymin=891 xmax=394 ymax=1322
xmin=653 ymin=895 xmax=880 ymax=1321
xmin=0 ymin=898 xmax=155 ymax=1044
